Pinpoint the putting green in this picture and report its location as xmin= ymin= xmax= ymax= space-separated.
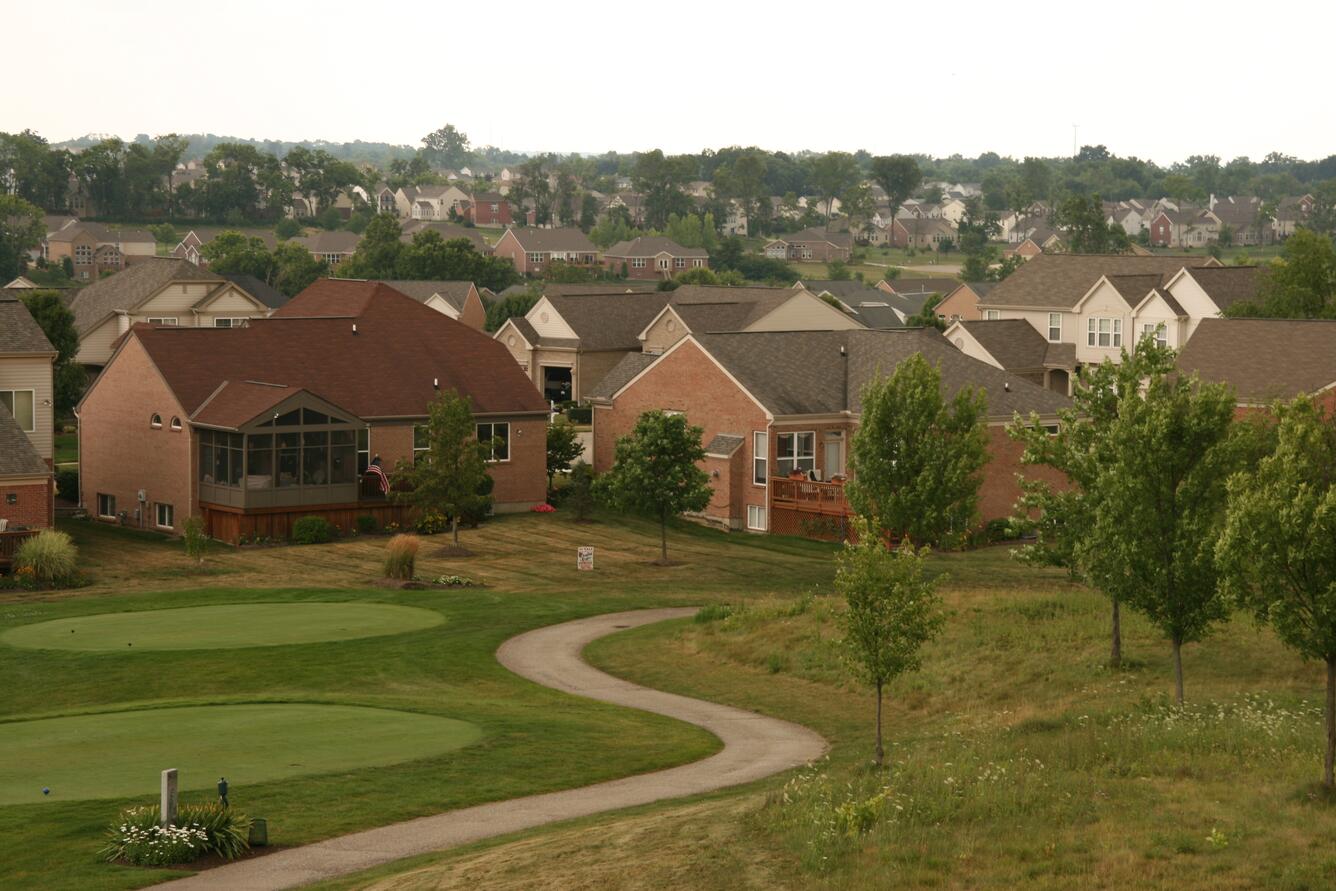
xmin=1 ymin=602 xmax=444 ymax=652
xmin=0 ymin=704 xmax=481 ymax=804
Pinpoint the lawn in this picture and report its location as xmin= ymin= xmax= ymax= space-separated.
xmin=328 ymin=547 xmax=1336 ymax=890
xmin=0 ymin=512 xmax=835 ymax=889
xmin=54 ymin=432 xmax=77 ymax=467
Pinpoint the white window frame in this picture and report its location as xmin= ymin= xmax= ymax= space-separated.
xmin=747 ymin=504 xmax=767 ymax=532
xmin=775 ymin=431 xmax=816 ymax=477
xmin=0 ymin=389 xmax=36 ymax=433
xmin=476 ymin=421 xmax=511 ymax=462
xmin=657 ymin=258 xmax=670 ymax=270
xmin=413 ymin=424 xmax=430 ymax=462
xmin=97 ymin=493 xmax=116 ymax=519
xmin=150 ymin=413 xmax=162 ymax=429
xmin=631 ymin=257 xmax=647 ymax=269
xmin=674 ymin=257 xmax=686 ymax=269
xmin=526 ymin=252 xmax=544 ymax=265
xmin=213 ymin=318 xmax=247 ymax=328
xmin=170 ymin=417 xmax=182 ymax=431
xmin=74 ymin=244 xmax=94 ymax=264
xmin=146 ymin=317 xmax=178 ymax=326
xmin=1086 ymin=317 xmax=1123 ymax=348
xmin=752 ymin=431 xmax=768 ymax=487
xmin=1047 ymin=312 xmax=1062 ymax=342
xmin=155 ymin=503 xmax=174 ymax=529
xmin=984 ymin=309 xmax=1000 ymax=321
xmin=1142 ymin=322 xmax=1168 ymax=348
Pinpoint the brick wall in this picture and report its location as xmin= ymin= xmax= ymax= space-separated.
xmin=979 ymin=424 xmax=1069 ymax=523
xmin=0 ymin=479 xmax=52 ymax=529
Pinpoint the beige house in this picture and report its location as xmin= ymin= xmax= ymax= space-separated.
xmin=70 ymin=259 xmax=288 ymax=367
xmin=45 ymin=222 xmax=155 ymax=281
xmin=0 ymin=296 xmax=57 ymax=532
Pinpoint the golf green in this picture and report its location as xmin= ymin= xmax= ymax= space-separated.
xmin=0 ymin=602 xmax=444 ymax=651
xmin=0 ymin=703 xmax=481 ymax=804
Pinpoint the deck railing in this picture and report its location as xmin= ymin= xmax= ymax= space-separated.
xmin=0 ymin=529 xmax=40 ymax=567
xmin=769 ymin=477 xmax=851 ymax=516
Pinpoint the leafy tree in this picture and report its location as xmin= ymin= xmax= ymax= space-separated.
xmin=485 ymin=286 xmax=542 ymax=333
xmin=391 ymin=389 xmax=494 ymax=547
xmin=1053 ymin=193 xmax=1130 ymax=254
xmin=393 ymin=231 xmax=519 ymax=291
xmin=567 ymin=462 xmax=596 ymax=521
xmin=579 ymin=193 xmax=599 ymax=232
xmin=595 ymin=410 xmax=711 ymax=564
xmin=200 ymin=231 xmax=275 ymax=280
xmin=846 ymin=354 xmax=988 ymax=546
xmin=809 ymin=152 xmax=860 ymax=223
xmin=1225 ymin=228 xmax=1336 ymax=318
xmin=870 ymin=155 xmax=922 ymax=222
xmin=336 ymin=213 xmax=403 ymax=279
xmin=19 ymin=291 xmax=86 ymax=413
xmin=270 ymin=242 xmax=327 ymax=297
xmin=837 ymin=518 xmax=944 ymax=766
xmin=546 ymin=421 xmax=584 ymax=493
xmin=826 ymin=259 xmax=851 ymax=280
xmin=0 ymin=130 xmax=71 ymax=209
xmin=0 ymin=194 xmax=44 ymax=281
xmin=421 ymin=124 xmax=471 ymax=169
xmin=906 ymin=294 xmax=946 ymax=330
xmin=631 ymin=150 xmax=694 ymax=229
xmin=712 ymin=150 xmax=769 ymax=236
xmin=148 ymin=223 xmax=178 ymax=247
xmin=274 ymin=218 xmax=302 ymax=240
xmin=1084 ymin=360 xmax=1258 ymax=703
xmin=1217 ymin=397 xmax=1336 ymax=787
xmin=589 ymin=213 xmax=636 ymax=249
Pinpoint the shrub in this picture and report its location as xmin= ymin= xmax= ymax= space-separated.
xmin=291 ymin=516 xmax=334 ymax=544
xmin=432 ymin=574 xmax=475 ymax=587
xmin=384 ymin=534 xmax=420 ymax=579
xmin=55 ymin=468 xmax=78 ymax=501
xmin=178 ymin=801 xmax=251 ymax=860
xmin=695 ymin=603 xmax=734 ymax=623
xmin=566 ymin=406 xmax=592 ymax=424
xmin=101 ymin=802 xmax=250 ymax=866
xmin=567 ymin=462 xmax=596 ymax=521
xmin=415 ymin=511 xmax=448 ymax=535
xmin=14 ymin=530 xmax=78 ymax=586
xmin=984 ymin=517 xmax=1014 ymax=543
xmin=355 ymin=514 xmax=379 ymax=534
xmin=182 ymin=516 xmax=208 ymax=564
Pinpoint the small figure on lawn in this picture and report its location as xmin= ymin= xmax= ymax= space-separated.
xmin=217 ymin=777 xmax=229 ymax=808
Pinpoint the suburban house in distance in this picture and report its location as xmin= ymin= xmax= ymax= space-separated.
xmin=69 ymin=258 xmax=289 ymax=367
xmin=494 ymin=285 xmax=860 ymax=404
xmin=795 ymin=279 xmax=923 ymax=329
xmin=462 ymin=191 xmax=513 ymax=227
xmin=943 ymin=319 xmax=1076 ymax=394
xmin=492 ymin=228 xmax=599 ymax=277
xmin=763 ymin=228 xmax=853 ymax=262
xmin=890 ymin=217 xmax=957 ymax=251
xmin=1175 ymin=318 xmax=1336 ymax=413
xmin=589 ymin=329 xmax=1067 ymax=538
xmin=293 ymin=230 xmax=362 ymax=267
xmin=376 ymin=280 xmax=487 ymax=329
xmin=0 ymin=296 xmax=57 ymax=544
xmin=77 ymin=280 xmax=548 ymax=543
xmin=171 ymin=228 xmax=280 ymax=267
xmin=399 ymin=220 xmax=491 ymax=253
xmin=45 ymin=222 xmax=156 ymax=281
xmin=601 ymin=237 xmax=709 ymax=280
xmin=935 ymin=282 xmax=992 ymax=322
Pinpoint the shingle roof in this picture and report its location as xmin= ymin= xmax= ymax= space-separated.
xmin=982 ymin=253 xmax=1216 ymax=310
xmin=703 ymin=433 xmax=745 ymax=457
xmin=798 ymin=280 xmax=885 ymax=302
xmin=294 ymin=230 xmax=362 ymax=254
xmin=0 ymin=403 xmax=48 ymax=478
xmin=1182 ymin=266 xmax=1259 ymax=312
xmin=192 ymin=381 xmax=300 ymax=428
xmin=1103 ymin=273 xmax=1164 ymax=308
xmin=604 ymin=236 xmax=709 ymax=259
xmin=1175 ymin=318 xmax=1336 ymax=403
xmin=124 ymin=280 xmax=546 ymax=422
xmin=218 ymin=273 xmax=287 ymax=309
xmin=378 ymin=280 xmax=476 ymax=313
xmin=851 ymin=302 xmax=909 ymax=329
xmin=399 ymin=221 xmax=489 ymax=252
xmin=542 ymin=292 xmax=673 ymax=351
xmin=678 ymin=329 xmax=1069 ymax=419
xmin=504 ymin=227 xmax=597 ymax=253
xmin=495 ymin=282 xmax=660 ymax=300
xmin=589 ymin=352 xmax=659 ymax=399
xmin=0 ymin=296 xmax=56 ymax=355
xmin=886 ymin=277 xmax=961 ymax=297
xmin=955 ymin=319 xmax=1073 ymax=371
xmin=69 ymin=258 xmax=220 ymax=334
xmin=46 ymin=222 xmax=153 ymax=245
xmin=769 ymin=227 xmax=853 ymax=248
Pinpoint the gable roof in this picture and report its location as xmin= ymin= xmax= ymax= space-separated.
xmin=494 ymin=281 xmax=660 ymax=300
xmin=68 ymin=258 xmax=221 ymax=334
xmin=121 ymin=280 xmax=546 ymax=423
xmin=46 ymin=221 xmax=154 ymax=245
xmin=885 ymin=277 xmax=960 ymax=297
xmin=797 ymin=279 xmax=885 ymax=302
xmin=0 ymin=295 xmax=57 ymax=355
xmin=1176 ymin=318 xmax=1336 ymax=403
xmin=399 ymin=220 xmax=489 ymax=252
xmin=953 ymin=319 xmax=1075 ymax=371
xmin=503 ymin=227 xmax=597 ymax=253
xmin=1101 ymin=273 xmax=1165 ymax=309
xmin=981 ymin=253 xmax=1217 ymax=310
xmin=293 ymin=230 xmax=362 ymax=254
xmin=542 ymin=292 xmax=673 ymax=351
xmin=0 ymin=403 xmax=49 ymax=478
xmin=768 ymin=227 xmax=853 ymax=249
xmin=604 ymin=236 xmax=708 ymax=259
xmin=218 ymin=273 xmax=287 ymax=309
xmin=1180 ymin=265 xmax=1259 ymax=312
xmin=378 ymin=280 xmax=476 ymax=313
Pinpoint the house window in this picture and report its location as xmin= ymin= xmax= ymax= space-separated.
xmin=0 ymin=390 xmax=35 ymax=432
xmin=97 ymin=493 xmax=116 ymax=519
xmin=775 ymin=432 xmax=815 ymax=477
xmin=357 ymin=427 xmax=370 ymax=474
xmin=747 ymin=504 xmax=767 ymax=531
xmin=752 ymin=431 xmax=767 ymax=486
xmin=476 ymin=422 xmax=510 ymax=462
xmin=323 ymin=253 xmax=343 ymax=266
xmin=75 ymin=244 xmax=94 ymax=264
xmin=1047 ymin=313 xmax=1062 ymax=342
xmin=984 ymin=310 xmax=1000 ymax=321
xmin=693 ymin=259 xmax=704 ymax=267
xmin=150 ymin=413 xmax=162 ymax=428
xmin=1086 ymin=318 xmax=1122 ymax=348
xmin=1142 ymin=322 xmax=1168 ymax=347
xmin=673 ymin=257 xmax=686 ymax=269
xmin=214 ymin=318 xmax=247 ymax=328
xmin=631 ymin=258 xmax=646 ymax=269
xmin=155 ymin=503 xmax=174 ymax=529
xmin=170 ymin=417 xmax=182 ymax=431
xmin=526 ymin=252 xmax=544 ymax=265
xmin=147 ymin=317 xmax=178 ymax=326
xmin=413 ymin=424 xmax=429 ymax=463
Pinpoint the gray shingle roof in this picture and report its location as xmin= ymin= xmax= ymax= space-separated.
xmin=704 ymin=433 xmax=745 ymax=457
xmin=0 ymin=296 xmax=56 ymax=355
xmin=379 ymin=280 xmax=476 ymax=313
xmin=982 ymin=253 xmax=1216 ymax=310
xmin=0 ymin=403 xmax=48 ymax=477
xmin=68 ymin=258 xmax=220 ymax=335
xmin=1183 ymin=266 xmax=1259 ymax=312
xmin=504 ymin=227 xmax=597 ymax=253
xmin=604 ymin=236 xmax=709 ymax=259
xmin=219 ymin=273 xmax=288 ymax=310
xmin=1176 ymin=318 xmax=1336 ymax=402
xmin=293 ymin=231 xmax=362 ymax=254
xmin=588 ymin=352 xmax=659 ymax=399
xmin=955 ymin=319 xmax=1074 ymax=371
xmin=543 ymin=292 xmax=673 ymax=351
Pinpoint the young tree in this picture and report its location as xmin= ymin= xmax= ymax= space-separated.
xmin=809 ymin=152 xmax=860 ymax=224
xmin=595 ymin=410 xmax=711 ymax=564
xmin=567 ymin=462 xmax=597 ymax=522
xmin=1217 ymin=397 xmax=1336 ymax=787
xmin=869 ymin=155 xmax=922 ymax=222
xmin=0 ymin=194 xmax=45 ymax=281
xmin=19 ymin=292 xmax=86 ymax=414
xmin=838 ymin=518 xmax=944 ymax=766
xmin=391 ymin=389 xmax=494 ymax=547
xmin=846 ymin=354 xmax=988 ymax=547
xmin=546 ymin=420 xmax=584 ymax=493
xmin=1085 ymin=364 xmax=1255 ymax=703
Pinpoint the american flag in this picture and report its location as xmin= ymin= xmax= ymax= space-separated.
xmin=366 ymin=464 xmax=390 ymax=495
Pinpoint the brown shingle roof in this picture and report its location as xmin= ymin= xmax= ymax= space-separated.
xmin=399 ymin=221 xmax=489 ymax=252
xmin=1104 ymin=273 xmax=1165 ymax=308
xmin=378 ymin=280 xmax=476 ymax=313
xmin=982 ymin=253 xmax=1216 ymax=310
xmin=293 ymin=231 xmax=362 ymax=254
xmin=504 ymin=227 xmax=597 ymax=253
xmin=0 ymin=296 xmax=56 ymax=355
xmin=192 ymin=381 xmax=300 ymax=428
xmin=0 ymin=404 xmax=48 ymax=478
xmin=68 ymin=258 xmax=221 ymax=335
xmin=46 ymin=222 xmax=153 ymax=245
xmin=542 ymin=292 xmax=673 ymax=351
xmin=604 ymin=236 xmax=709 ymax=259
xmin=1182 ymin=266 xmax=1259 ymax=312
xmin=1175 ymin=318 xmax=1336 ymax=403
xmin=131 ymin=280 xmax=546 ymax=420
xmin=769 ymin=227 xmax=853 ymax=249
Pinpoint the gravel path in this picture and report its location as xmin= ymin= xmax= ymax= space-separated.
xmin=158 ymin=608 xmax=827 ymax=890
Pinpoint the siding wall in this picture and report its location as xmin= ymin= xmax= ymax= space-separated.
xmin=0 ymin=356 xmax=55 ymax=460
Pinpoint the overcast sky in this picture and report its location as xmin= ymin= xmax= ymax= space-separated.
xmin=9 ymin=0 xmax=1334 ymax=164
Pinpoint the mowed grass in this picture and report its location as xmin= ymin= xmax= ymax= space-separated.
xmin=54 ymin=433 xmax=78 ymax=466
xmin=337 ymin=546 xmax=1336 ymax=890
xmin=1 ymin=704 xmax=479 ymax=805
xmin=0 ymin=512 xmax=834 ymax=890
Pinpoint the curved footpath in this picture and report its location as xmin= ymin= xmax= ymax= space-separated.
xmin=159 ymin=608 xmax=828 ymax=890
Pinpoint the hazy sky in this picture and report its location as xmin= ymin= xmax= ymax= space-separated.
xmin=9 ymin=0 xmax=1335 ymax=163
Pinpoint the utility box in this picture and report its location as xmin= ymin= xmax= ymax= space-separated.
xmin=249 ymin=818 xmax=268 ymax=847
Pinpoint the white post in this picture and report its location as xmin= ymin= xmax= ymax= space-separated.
xmin=161 ymin=769 xmax=178 ymax=826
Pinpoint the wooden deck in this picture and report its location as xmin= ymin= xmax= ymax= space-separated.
xmin=769 ymin=477 xmax=851 ymax=517
xmin=0 ymin=529 xmax=40 ymax=569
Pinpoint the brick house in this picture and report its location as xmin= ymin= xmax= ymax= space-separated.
xmin=70 ymin=258 xmax=288 ymax=367
xmin=762 ymin=228 xmax=853 ymax=262
xmin=464 ymin=192 xmax=513 ymax=227
xmin=492 ymin=228 xmax=599 ymax=277
xmin=0 ymin=296 xmax=57 ymax=543
xmin=399 ymin=221 xmax=491 ymax=254
xmin=45 ymin=222 xmax=155 ymax=282
xmin=889 ymin=217 xmax=958 ymax=251
xmin=77 ymin=280 xmax=547 ymax=543
xmin=602 ymin=236 xmax=709 ymax=280
xmin=589 ymin=328 xmax=1068 ymax=538
xmin=376 ymin=280 xmax=488 ymax=330
xmin=293 ymin=230 xmax=362 ymax=267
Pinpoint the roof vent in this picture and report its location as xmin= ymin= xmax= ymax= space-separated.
xmin=1004 ymin=381 xmax=1011 ymax=392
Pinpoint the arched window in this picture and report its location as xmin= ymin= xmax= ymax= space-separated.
xmin=170 ymin=417 xmax=182 ymax=432
xmin=150 ymin=413 xmax=162 ymax=428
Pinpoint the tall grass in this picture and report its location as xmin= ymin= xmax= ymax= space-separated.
xmin=14 ymin=529 xmax=78 ymax=585
xmin=383 ymin=533 xmax=420 ymax=579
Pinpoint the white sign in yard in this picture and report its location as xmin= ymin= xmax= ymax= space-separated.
xmin=577 ymin=546 xmax=594 ymax=571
